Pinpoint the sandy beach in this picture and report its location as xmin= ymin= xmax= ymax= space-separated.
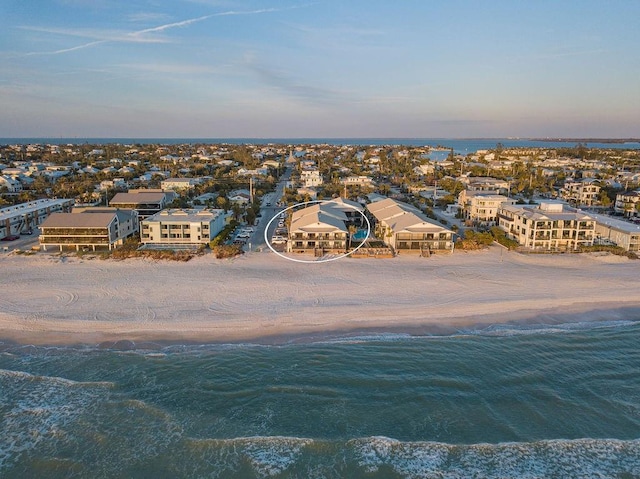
xmin=0 ymin=247 xmax=638 ymax=346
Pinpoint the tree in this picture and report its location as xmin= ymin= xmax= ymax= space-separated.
xmin=348 ymin=224 xmax=358 ymax=250
xmin=245 ymin=207 xmax=256 ymax=225
xmin=598 ymin=189 xmax=612 ymax=208
xmin=216 ymin=195 xmax=230 ymax=211
xmin=231 ymin=203 xmax=242 ymax=222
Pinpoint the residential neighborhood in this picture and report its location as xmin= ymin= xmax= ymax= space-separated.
xmin=1 ymin=140 xmax=639 ymax=257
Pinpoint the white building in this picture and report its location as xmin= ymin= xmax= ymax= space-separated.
xmin=498 ymin=202 xmax=596 ymax=251
xmin=0 ymin=175 xmax=23 ymax=193
xmin=161 ymin=177 xmax=201 ymax=191
xmin=300 ymin=169 xmax=323 ymax=187
xmin=140 ymin=208 xmax=228 ymax=248
xmin=0 ymin=198 xmax=74 ymax=239
xmin=614 ymin=189 xmax=640 ymax=217
xmin=561 ymin=179 xmax=601 ymax=206
xmin=341 ymin=175 xmax=376 ymax=187
xmin=588 ymin=212 xmax=640 ymax=252
xmin=99 ymin=178 xmax=127 ymax=191
xmin=459 ymin=176 xmax=510 ymax=194
xmin=458 ymin=190 xmax=516 ymax=226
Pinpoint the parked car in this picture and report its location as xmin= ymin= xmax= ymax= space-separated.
xmin=1 ymin=235 xmax=20 ymax=241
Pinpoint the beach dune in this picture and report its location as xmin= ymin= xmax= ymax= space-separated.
xmin=0 ymin=247 xmax=638 ymax=346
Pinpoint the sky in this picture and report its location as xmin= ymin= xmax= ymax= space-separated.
xmin=1 ymin=0 xmax=639 ymax=139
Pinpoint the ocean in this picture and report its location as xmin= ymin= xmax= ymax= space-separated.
xmin=2 ymin=137 xmax=640 ymax=155
xmin=2 ymin=321 xmax=640 ymax=478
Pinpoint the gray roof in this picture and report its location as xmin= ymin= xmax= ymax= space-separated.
xmin=72 ymin=207 xmax=137 ymax=223
xmin=290 ymin=202 xmax=349 ymax=233
xmin=41 ymin=212 xmax=116 ymax=228
xmin=110 ymin=191 xmax=167 ymax=204
xmin=367 ymin=198 xmax=451 ymax=233
xmin=0 ymin=198 xmax=74 ymax=222
xmin=589 ymin=212 xmax=640 ymax=234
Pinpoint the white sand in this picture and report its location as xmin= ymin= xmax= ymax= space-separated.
xmin=0 ymin=247 xmax=638 ymax=346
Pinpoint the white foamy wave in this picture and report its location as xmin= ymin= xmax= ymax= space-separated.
xmin=349 ymin=436 xmax=640 ymax=479
xmin=315 ymin=333 xmax=415 ymax=345
xmin=0 ymin=369 xmax=114 ymax=471
xmin=0 ymin=368 xmax=184 ymax=476
xmin=239 ymin=436 xmax=314 ymax=477
xmin=180 ymin=436 xmax=314 ymax=478
xmin=459 ymin=319 xmax=640 ymax=338
xmin=351 ymin=436 xmax=449 ymax=476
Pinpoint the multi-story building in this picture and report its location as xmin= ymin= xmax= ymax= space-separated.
xmin=459 ymin=176 xmax=510 ymax=194
xmin=287 ymin=200 xmax=358 ymax=254
xmin=160 ymin=178 xmax=201 ymax=191
xmin=589 ymin=212 xmax=640 ymax=252
xmin=366 ymin=198 xmax=454 ymax=254
xmin=300 ymin=169 xmax=323 ymax=187
xmin=458 ymin=190 xmax=516 ymax=227
xmin=140 ymin=208 xmax=227 ymax=248
xmin=614 ymin=189 xmax=640 ymax=217
xmin=341 ymin=175 xmax=376 ymax=187
xmin=109 ymin=189 xmax=175 ymax=219
xmin=561 ymin=179 xmax=601 ymax=206
xmin=498 ymin=202 xmax=596 ymax=251
xmin=0 ymin=175 xmax=23 ymax=193
xmin=0 ymin=198 xmax=74 ymax=239
xmin=39 ymin=207 xmax=138 ymax=252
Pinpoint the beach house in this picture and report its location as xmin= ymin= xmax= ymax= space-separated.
xmin=140 ymin=208 xmax=227 ymax=249
xmin=287 ymin=201 xmax=357 ymax=254
xmin=160 ymin=177 xmax=201 ymax=191
xmin=497 ymin=202 xmax=596 ymax=251
xmin=458 ymin=190 xmax=516 ymax=227
xmin=561 ymin=178 xmax=601 ymax=206
xmin=109 ymin=189 xmax=175 ymax=219
xmin=300 ymin=169 xmax=323 ymax=187
xmin=366 ymin=198 xmax=454 ymax=255
xmin=459 ymin=176 xmax=510 ymax=194
xmin=39 ymin=207 xmax=139 ymax=252
xmin=614 ymin=189 xmax=640 ymax=217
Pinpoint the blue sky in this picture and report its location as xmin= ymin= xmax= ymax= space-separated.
xmin=1 ymin=0 xmax=639 ymax=138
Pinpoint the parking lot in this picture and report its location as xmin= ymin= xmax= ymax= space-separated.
xmin=1 ymin=229 xmax=40 ymax=253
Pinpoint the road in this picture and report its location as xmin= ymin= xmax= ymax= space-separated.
xmin=243 ymin=165 xmax=292 ymax=252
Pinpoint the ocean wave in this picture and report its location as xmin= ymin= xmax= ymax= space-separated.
xmin=178 ymin=436 xmax=314 ymax=478
xmin=1 ymin=319 xmax=639 ymax=357
xmin=135 ymin=435 xmax=640 ymax=478
xmin=348 ymin=436 xmax=640 ymax=479
xmin=0 ymin=368 xmax=182 ymax=476
xmin=458 ymin=319 xmax=640 ymax=338
xmin=0 ymin=369 xmax=115 ymax=471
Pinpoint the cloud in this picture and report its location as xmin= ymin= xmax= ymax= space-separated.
xmin=244 ymin=58 xmax=350 ymax=105
xmin=125 ymin=12 xmax=172 ymax=23
xmin=20 ymin=6 xmax=292 ymax=56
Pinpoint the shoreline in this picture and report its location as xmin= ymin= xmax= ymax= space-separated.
xmin=1 ymin=247 xmax=639 ymax=348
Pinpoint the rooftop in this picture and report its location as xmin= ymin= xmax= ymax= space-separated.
xmin=0 ymin=198 xmax=74 ymax=222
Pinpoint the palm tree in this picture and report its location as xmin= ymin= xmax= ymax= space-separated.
xmin=348 ymin=224 xmax=358 ymax=251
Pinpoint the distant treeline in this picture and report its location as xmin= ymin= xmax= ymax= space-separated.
xmin=531 ymin=138 xmax=640 ymax=144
